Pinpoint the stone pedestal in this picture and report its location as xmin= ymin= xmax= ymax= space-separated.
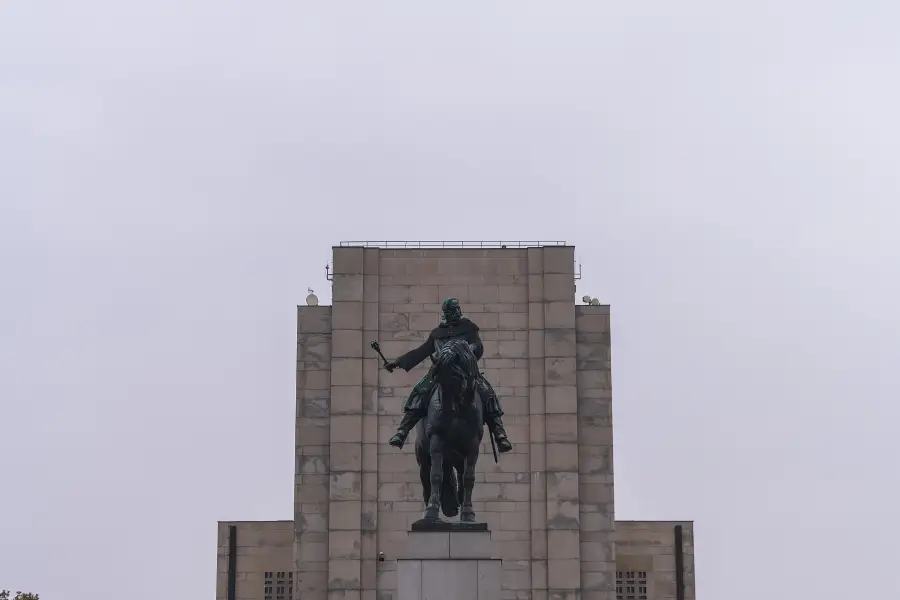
xmin=397 ymin=526 xmax=501 ymax=600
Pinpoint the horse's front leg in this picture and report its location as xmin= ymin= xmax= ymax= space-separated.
xmin=423 ymin=434 xmax=444 ymax=521
xmin=460 ymin=437 xmax=479 ymax=523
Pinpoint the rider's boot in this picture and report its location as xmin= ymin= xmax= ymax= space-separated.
xmin=389 ymin=411 xmax=422 ymax=449
xmin=486 ymin=414 xmax=513 ymax=453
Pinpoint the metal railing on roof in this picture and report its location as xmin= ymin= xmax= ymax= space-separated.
xmin=327 ymin=241 xmax=583 ymax=281
xmin=338 ymin=240 xmax=567 ymax=248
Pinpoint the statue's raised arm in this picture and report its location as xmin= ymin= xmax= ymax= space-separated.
xmin=393 ymin=335 xmax=436 ymax=373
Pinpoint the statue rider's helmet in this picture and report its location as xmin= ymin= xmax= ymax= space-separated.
xmin=441 ymin=298 xmax=463 ymax=324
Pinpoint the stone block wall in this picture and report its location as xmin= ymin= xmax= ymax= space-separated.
xmin=297 ymin=245 xmax=615 ymax=600
xmin=343 ymin=247 xmax=540 ymax=600
xmin=212 ymin=244 xmax=698 ymax=600
xmin=215 ymin=521 xmax=294 ymax=600
xmin=615 ymin=521 xmax=696 ymax=600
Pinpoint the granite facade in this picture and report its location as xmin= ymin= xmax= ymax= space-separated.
xmin=615 ymin=522 xmax=696 ymax=600
xmin=215 ymin=521 xmax=293 ymax=600
xmin=215 ymin=245 xmax=696 ymax=600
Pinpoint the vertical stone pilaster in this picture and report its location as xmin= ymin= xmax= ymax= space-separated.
xmin=295 ymin=306 xmax=334 ymax=600
xmin=527 ymin=248 xmax=549 ymax=600
xmin=360 ymin=248 xmax=381 ymax=600
xmin=541 ymin=246 xmax=581 ymax=600
xmin=576 ymin=304 xmax=616 ymax=600
xmin=329 ymin=247 xmax=365 ymax=600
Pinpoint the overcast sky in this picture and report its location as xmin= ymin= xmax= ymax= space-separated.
xmin=2 ymin=1 xmax=899 ymax=598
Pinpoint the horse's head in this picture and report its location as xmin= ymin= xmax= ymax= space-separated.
xmin=434 ymin=339 xmax=478 ymax=412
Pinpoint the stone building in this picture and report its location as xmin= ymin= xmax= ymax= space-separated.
xmin=216 ymin=242 xmax=696 ymax=600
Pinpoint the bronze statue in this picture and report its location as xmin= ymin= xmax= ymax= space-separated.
xmin=371 ymin=298 xmax=513 ymax=522
xmin=384 ymin=298 xmax=512 ymax=453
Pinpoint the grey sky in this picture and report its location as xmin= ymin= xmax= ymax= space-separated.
xmin=2 ymin=1 xmax=898 ymax=598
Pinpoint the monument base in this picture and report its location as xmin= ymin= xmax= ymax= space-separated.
xmin=397 ymin=527 xmax=500 ymax=600
xmin=411 ymin=518 xmax=488 ymax=532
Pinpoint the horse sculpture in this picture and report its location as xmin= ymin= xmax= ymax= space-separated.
xmin=412 ymin=338 xmax=484 ymax=522
xmin=370 ymin=337 xmax=486 ymax=523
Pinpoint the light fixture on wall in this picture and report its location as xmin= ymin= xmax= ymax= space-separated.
xmin=306 ymin=288 xmax=319 ymax=306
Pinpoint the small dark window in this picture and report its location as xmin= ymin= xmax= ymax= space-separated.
xmin=264 ymin=569 xmax=284 ymax=600
xmin=617 ymin=568 xmax=649 ymax=600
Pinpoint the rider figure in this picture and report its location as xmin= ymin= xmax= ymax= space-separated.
xmin=384 ymin=298 xmax=513 ymax=453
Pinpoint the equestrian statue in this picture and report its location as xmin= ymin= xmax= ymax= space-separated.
xmin=370 ymin=298 xmax=513 ymax=522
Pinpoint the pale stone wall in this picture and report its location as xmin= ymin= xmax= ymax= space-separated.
xmin=308 ymin=245 xmax=613 ymax=600
xmin=576 ymin=304 xmax=616 ymax=600
xmin=215 ymin=520 xmax=293 ymax=600
xmin=294 ymin=306 xmax=333 ymax=599
xmin=213 ymin=244 xmax=698 ymax=600
xmin=372 ymin=247 xmax=535 ymax=600
xmin=615 ymin=521 xmax=696 ymax=600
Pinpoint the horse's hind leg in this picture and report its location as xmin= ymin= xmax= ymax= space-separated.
xmin=416 ymin=435 xmax=431 ymax=507
xmin=423 ymin=434 xmax=444 ymax=521
xmin=460 ymin=437 xmax=480 ymax=523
